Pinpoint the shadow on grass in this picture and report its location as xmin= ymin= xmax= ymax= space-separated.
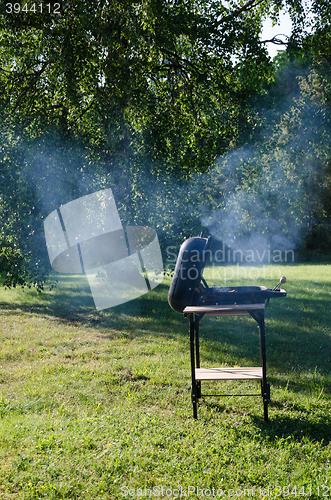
xmin=200 ymin=399 xmax=331 ymax=444
xmin=256 ymin=410 xmax=331 ymax=445
xmin=0 ymin=278 xmax=183 ymax=336
xmin=1 ymin=274 xmax=330 ymax=386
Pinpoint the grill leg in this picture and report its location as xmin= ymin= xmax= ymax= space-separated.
xmin=195 ymin=321 xmax=201 ymax=399
xmin=261 ymin=380 xmax=270 ymax=422
xmin=190 ymin=314 xmax=198 ymax=419
xmin=263 ymin=398 xmax=268 ymax=422
xmin=191 ymin=386 xmax=198 ymax=419
xmin=258 ymin=311 xmax=269 ymax=422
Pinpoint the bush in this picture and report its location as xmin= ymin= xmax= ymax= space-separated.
xmin=300 ymin=222 xmax=331 ymax=260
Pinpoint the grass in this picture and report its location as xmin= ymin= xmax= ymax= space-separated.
xmin=0 ymin=264 xmax=330 ymax=499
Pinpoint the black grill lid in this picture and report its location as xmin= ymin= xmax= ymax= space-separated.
xmin=168 ymin=236 xmax=210 ymax=313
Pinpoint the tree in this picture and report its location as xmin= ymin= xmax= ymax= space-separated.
xmin=0 ymin=0 xmax=315 ymax=286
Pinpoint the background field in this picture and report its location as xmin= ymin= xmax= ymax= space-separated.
xmin=0 ymin=264 xmax=330 ymax=499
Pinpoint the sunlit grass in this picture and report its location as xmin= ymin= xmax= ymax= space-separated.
xmin=0 ymin=264 xmax=330 ymax=499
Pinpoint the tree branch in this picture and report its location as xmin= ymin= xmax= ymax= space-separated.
xmin=159 ymin=47 xmax=200 ymax=73
xmin=223 ymin=0 xmax=265 ymax=21
xmin=7 ymin=62 xmax=49 ymax=116
xmin=67 ymin=100 xmax=95 ymax=130
xmin=260 ymin=34 xmax=289 ymax=46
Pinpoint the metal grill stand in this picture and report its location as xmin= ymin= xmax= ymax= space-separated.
xmin=168 ymin=236 xmax=286 ymax=421
xmin=184 ymin=303 xmax=270 ymax=421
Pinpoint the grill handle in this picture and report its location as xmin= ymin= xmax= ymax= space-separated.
xmin=272 ymin=276 xmax=286 ymax=291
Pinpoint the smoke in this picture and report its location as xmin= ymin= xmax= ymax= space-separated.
xmin=199 ymin=66 xmax=331 ymax=262
xmin=8 ymin=61 xmax=330 ymax=282
xmin=19 ymin=130 xmax=322 ymax=268
xmin=199 ymin=146 xmax=303 ymax=261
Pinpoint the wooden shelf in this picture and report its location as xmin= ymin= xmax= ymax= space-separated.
xmin=195 ymin=367 xmax=263 ymax=381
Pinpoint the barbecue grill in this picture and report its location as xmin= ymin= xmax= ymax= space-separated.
xmin=168 ymin=236 xmax=286 ymax=421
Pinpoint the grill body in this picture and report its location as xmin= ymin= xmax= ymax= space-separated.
xmin=168 ymin=236 xmax=286 ymax=311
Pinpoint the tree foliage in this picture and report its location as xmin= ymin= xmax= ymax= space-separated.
xmin=0 ymin=0 xmax=278 ymax=162
xmin=0 ymin=0 xmax=330 ymax=287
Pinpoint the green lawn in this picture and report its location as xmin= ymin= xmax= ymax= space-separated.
xmin=0 ymin=264 xmax=330 ymax=499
